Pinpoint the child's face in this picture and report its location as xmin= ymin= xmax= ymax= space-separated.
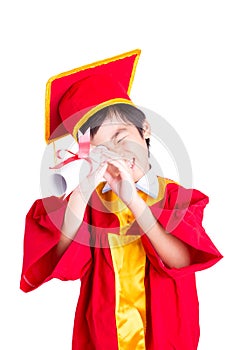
xmin=90 ymin=112 xmax=151 ymax=182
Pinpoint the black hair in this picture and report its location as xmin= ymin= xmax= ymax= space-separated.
xmin=79 ymin=103 xmax=150 ymax=150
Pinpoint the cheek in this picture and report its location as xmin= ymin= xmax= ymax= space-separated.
xmin=123 ymin=139 xmax=148 ymax=156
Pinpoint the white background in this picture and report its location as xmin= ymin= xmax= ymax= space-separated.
xmin=1 ymin=1 xmax=232 ymax=349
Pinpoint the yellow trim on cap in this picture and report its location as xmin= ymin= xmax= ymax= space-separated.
xmin=45 ymin=49 xmax=141 ymax=144
xmin=45 ymin=80 xmax=52 ymax=143
xmin=45 ymin=82 xmax=70 ymax=144
xmin=127 ymin=50 xmax=140 ymax=95
xmin=72 ymin=98 xmax=135 ymax=140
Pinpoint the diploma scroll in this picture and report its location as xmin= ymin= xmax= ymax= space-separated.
xmin=48 ymin=158 xmax=91 ymax=197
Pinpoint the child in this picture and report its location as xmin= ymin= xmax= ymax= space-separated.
xmin=20 ymin=49 xmax=222 ymax=350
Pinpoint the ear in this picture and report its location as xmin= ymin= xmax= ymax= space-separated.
xmin=143 ymin=120 xmax=151 ymax=139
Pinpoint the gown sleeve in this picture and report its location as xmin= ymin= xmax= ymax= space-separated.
xmin=141 ymin=182 xmax=223 ymax=278
xmin=20 ymin=196 xmax=92 ymax=292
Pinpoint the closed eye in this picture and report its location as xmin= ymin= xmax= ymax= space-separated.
xmin=111 ymin=128 xmax=128 ymax=143
xmin=117 ymin=135 xmax=127 ymax=143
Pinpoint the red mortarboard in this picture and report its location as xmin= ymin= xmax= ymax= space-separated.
xmin=45 ymin=49 xmax=141 ymax=143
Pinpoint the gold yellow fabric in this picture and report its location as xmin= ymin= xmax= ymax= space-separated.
xmin=108 ymin=234 xmax=146 ymax=349
xmin=96 ymin=176 xmax=175 ymax=349
xmin=95 ymin=176 xmax=175 ymax=214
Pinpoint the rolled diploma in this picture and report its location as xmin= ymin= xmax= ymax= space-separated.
xmin=48 ymin=159 xmax=91 ymax=197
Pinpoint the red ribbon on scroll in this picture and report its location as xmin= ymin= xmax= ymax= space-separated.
xmin=50 ymin=128 xmax=90 ymax=170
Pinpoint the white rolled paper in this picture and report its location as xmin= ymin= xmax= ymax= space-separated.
xmin=47 ymin=159 xmax=91 ymax=197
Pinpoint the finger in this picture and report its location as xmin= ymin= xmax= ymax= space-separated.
xmin=96 ymin=161 xmax=108 ymax=180
xmin=107 ymin=159 xmax=129 ymax=172
xmin=107 ymin=159 xmax=132 ymax=181
xmin=88 ymin=161 xmax=108 ymax=186
xmin=103 ymin=170 xmax=113 ymax=184
xmin=106 ymin=163 xmax=120 ymax=178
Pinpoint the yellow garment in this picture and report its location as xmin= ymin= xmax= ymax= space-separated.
xmin=108 ymin=234 xmax=146 ymax=349
xmin=95 ymin=176 xmax=173 ymax=349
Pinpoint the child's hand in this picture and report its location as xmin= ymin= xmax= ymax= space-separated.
xmin=78 ymin=146 xmax=118 ymax=197
xmin=86 ymin=146 xmax=117 ymax=181
xmin=103 ymin=158 xmax=138 ymax=206
xmin=79 ymin=146 xmax=138 ymax=205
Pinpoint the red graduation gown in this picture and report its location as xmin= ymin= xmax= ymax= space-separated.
xmin=20 ymin=177 xmax=222 ymax=349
